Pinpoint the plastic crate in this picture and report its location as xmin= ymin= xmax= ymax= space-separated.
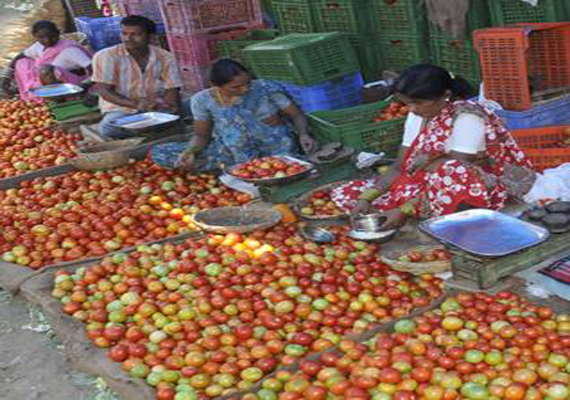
xmin=275 ymin=72 xmax=363 ymax=113
xmin=159 ymin=0 xmax=262 ymax=35
xmin=168 ymin=27 xmax=255 ymax=67
xmin=179 ymin=64 xmax=210 ymax=94
xmin=377 ymin=33 xmax=429 ymax=73
xmin=312 ymin=0 xmax=374 ymax=37
xmin=429 ymin=34 xmax=481 ymax=90
xmin=259 ymin=160 xmax=359 ymax=203
xmin=245 ymin=33 xmax=360 ymax=86
xmin=308 ymin=99 xmax=406 ymax=156
xmin=489 ymin=0 xmax=568 ymax=25
xmin=67 ymin=0 xmax=104 ymax=18
xmin=272 ymin=0 xmax=316 ymax=33
xmin=116 ymin=0 xmax=163 ymax=23
xmin=370 ymin=0 xmax=427 ymax=35
xmin=350 ymin=36 xmax=383 ymax=82
xmin=474 ymin=23 xmax=570 ymax=111
xmin=217 ymin=30 xmax=279 ymax=69
xmin=75 ymin=16 xmax=122 ymax=51
xmin=511 ymin=125 xmax=570 ymax=172
xmin=497 ymin=94 xmax=570 ymax=130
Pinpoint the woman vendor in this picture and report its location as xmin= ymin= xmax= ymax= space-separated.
xmin=1 ymin=20 xmax=92 ymax=101
xmin=151 ymin=59 xmax=317 ymax=172
xmin=332 ymin=64 xmax=535 ymax=229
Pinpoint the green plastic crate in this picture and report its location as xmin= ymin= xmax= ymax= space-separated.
xmin=244 ymin=33 xmax=360 ymax=85
xmin=308 ymin=99 xmax=406 ymax=156
xmin=272 ymin=0 xmax=316 ymax=33
xmin=429 ymin=33 xmax=482 ymax=90
xmin=48 ymin=99 xmax=99 ymax=121
xmin=349 ymin=35 xmax=383 ymax=82
xmin=217 ymin=30 xmax=279 ymax=69
xmin=313 ymin=0 xmax=374 ymax=37
xmin=377 ymin=33 xmax=429 ymax=73
xmin=489 ymin=0 xmax=568 ymax=25
xmin=259 ymin=160 xmax=359 ymax=203
xmin=370 ymin=0 xmax=427 ymax=35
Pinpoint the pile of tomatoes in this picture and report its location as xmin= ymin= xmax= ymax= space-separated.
xmin=230 ymin=157 xmax=309 ymax=180
xmin=0 ymin=99 xmax=53 ymax=130
xmin=300 ymin=190 xmax=345 ymax=217
xmin=0 ymin=126 xmax=80 ymax=177
xmin=53 ymin=226 xmax=443 ymax=399
xmin=0 ymin=100 xmax=82 ymax=177
xmin=397 ymin=248 xmax=452 ymax=263
xmin=249 ymin=291 xmax=570 ymax=400
xmin=0 ymin=161 xmax=249 ymax=269
xmin=373 ymin=103 xmax=409 ymax=122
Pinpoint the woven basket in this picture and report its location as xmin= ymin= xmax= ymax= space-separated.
xmin=293 ymin=181 xmax=349 ymax=221
xmin=191 ymin=206 xmax=282 ymax=234
xmin=381 ymin=245 xmax=452 ymax=275
xmin=71 ymin=138 xmax=145 ymax=171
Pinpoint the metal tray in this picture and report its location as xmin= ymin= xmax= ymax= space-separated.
xmin=419 ymin=209 xmax=550 ymax=257
xmin=29 ymin=83 xmax=84 ymax=98
xmin=227 ymin=156 xmax=315 ymax=186
xmin=111 ymin=112 xmax=180 ymax=133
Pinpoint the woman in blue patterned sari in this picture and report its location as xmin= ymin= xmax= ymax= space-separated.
xmin=151 ymin=59 xmax=317 ymax=172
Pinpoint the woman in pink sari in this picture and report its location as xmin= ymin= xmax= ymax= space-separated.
xmin=1 ymin=21 xmax=92 ymax=101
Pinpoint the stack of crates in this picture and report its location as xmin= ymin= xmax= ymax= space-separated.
xmin=217 ymin=29 xmax=280 ymax=70
xmin=157 ymin=0 xmax=264 ymax=94
xmin=428 ymin=0 xmax=491 ymax=89
xmin=271 ymin=0 xmax=382 ymax=81
xmin=369 ymin=0 xmax=430 ymax=73
xmin=244 ymin=32 xmax=364 ymax=112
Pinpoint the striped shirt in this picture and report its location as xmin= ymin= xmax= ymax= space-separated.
xmin=92 ymin=44 xmax=182 ymax=114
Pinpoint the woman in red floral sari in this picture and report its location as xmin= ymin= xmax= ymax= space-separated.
xmin=332 ymin=64 xmax=534 ymax=230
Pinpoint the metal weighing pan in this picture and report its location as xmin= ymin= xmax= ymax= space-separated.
xmin=419 ymin=209 xmax=550 ymax=257
xmin=29 ymin=83 xmax=84 ymax=98
xmin=111 ymin=112 xmax=180 ymax=134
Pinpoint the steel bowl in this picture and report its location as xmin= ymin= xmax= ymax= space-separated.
xmin=351 ymin=214 xmax=387 ymax=232
xmin=300 ymin=227 xmax=335 ymax=243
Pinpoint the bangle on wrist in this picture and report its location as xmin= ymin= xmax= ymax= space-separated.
xmin=358 ymin=188 xmax=381 ymax=202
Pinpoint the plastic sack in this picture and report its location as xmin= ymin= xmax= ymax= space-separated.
xmin=523 ymin=163 xmax=570 ymax=203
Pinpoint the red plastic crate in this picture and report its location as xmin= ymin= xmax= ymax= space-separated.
xmin=474 ymin=23 xmax=570 ymax=111
xmin=116 ymin=0 xmax=163 ymax=23
xmin=511 ymin=125 xmax=570 ymax=172
xmin=159 ymin=0 xmax=263 ymax=34
xmin=179 ymin=64 xmax=210 ymax=94
xmin=168 ymin=27 xmax=255 ymax=67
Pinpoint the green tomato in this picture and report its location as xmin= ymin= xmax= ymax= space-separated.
xmin=394 ymin=319 xmax=416 ymax=334
xmin=204 ymin=263 xmax=222 ymax=276
xmin=257 ymin=389 xmax=277 ymax=400
xmin=460 ymin=382 xmax=489 ymax=400
xmin=241 ymin=367 xmax=264 ymax=382
xmin=484 ymin=351 xmax=503 ymax=366
xmin=285 ymin=344 xmax=307 ymax=357
xmin=130 ymin=363 xmax=150 ymax=379
xmin=312 ymin=298 xmax=329 ymax=311
xmin=465 ymin=350 xmax=485 ymax=364
xmin=262 ymin=378 xmax=284 ymax=392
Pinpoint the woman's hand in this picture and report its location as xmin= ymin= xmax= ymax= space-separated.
xmin=176 ymin=151 xmax=195 ymax=171
xmin=378 ymin=209 xmax=407 ymax=230
xmin=299 ymin=133 xmax=317 ymax=154
xmin=351 ymin=200 xmax=372 ymax=216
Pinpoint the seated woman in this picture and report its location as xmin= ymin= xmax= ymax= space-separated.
xmin=151 ymin=59 xmax=317 ymax=172
xmin=1 ymin=20 xmax=92 ymax=101
xmin=332 ymin=64 xmax=534 ymax=229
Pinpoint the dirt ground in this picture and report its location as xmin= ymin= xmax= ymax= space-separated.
xmin=0 ymin=287 xmax=122 ymax=400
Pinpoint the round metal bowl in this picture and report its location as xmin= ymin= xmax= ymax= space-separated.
xmin=351 ymin=214 xmax=387 ymax=232
xmin=300 ymin=227 xmax=335 ymax=243
xmin=347 ymin=229 xmax=397 ymax=243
